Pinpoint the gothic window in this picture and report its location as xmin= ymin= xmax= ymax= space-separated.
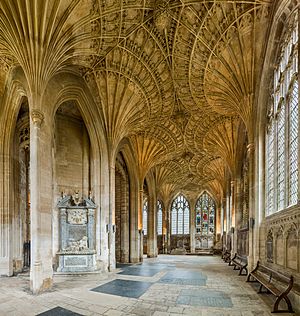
xmin=143 ymin=200 xmax=148 ymax=235
xmin=171 ymin=195 xmax=190 ymax=235
xmin=265 ymin=12 xmax=298 ymax=215
xmin=157 ymin=200 xmax=163 ymax=235
xmin=195 ymin=192 xmax=215 ymax=235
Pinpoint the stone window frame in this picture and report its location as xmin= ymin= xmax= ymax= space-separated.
xmin=195 ymin=191 xmax=215 ymax=236
xmin=170 ymin=194 xmax=190 ymax=235
xmin=265 ymin=11 xmax=299 ymax=216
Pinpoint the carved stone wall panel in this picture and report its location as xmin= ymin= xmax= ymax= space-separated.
xmin=170 ymin=235 xmax=190 ymax=252
xmin=287 ymin=229 xmax=298 ymax=271
xmin=237 ymin=230 xmax=249 ymax=256
xmin=266 ymin=230 xmax=273 ymax=263
xmin=276 ymin=230 xmax=284 ymax=266
xmin=264 ymin=206 xmax=300 ymax=274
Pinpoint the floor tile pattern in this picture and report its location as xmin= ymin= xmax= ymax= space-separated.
xmin=0 ymin=255 xmax=296 ymax=316
xmin=177 ymin=289 xmax=233 ymax=307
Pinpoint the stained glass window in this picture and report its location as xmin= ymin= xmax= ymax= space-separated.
xmin=143 ymin=200 xmax=148 ymax=235
xmin=265 ymin=12 xmax=298 ymax=215
xmin=157 ymin=200 xmax=163 ymax=235
xmin=195 ymin=192 xmax=215 ymax=235
xmin=171 ymin=195 xmax=190 ymax=235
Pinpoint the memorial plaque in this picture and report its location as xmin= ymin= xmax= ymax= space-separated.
xmin=68 ymin=209 xmax=87 ymax=224
xmin=57 ymin=195 xmax=97 ymax=272
xmin=64 ymin=255 xmax=87 ymax=267
xmin=68 ymin=225 xmax=87 ymax=242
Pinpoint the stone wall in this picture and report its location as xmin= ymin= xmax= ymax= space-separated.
xmin=54 ymin=114 xmax=90 ymax=197
xmin=260 ymin=206 xmax=300 ymax=310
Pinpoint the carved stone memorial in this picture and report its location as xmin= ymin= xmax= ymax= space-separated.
xmin=57 ymin=194 xmax=97 ymax=272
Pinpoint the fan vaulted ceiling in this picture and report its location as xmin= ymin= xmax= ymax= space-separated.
xmin=0 ymin=0 xmax=273 ymax=202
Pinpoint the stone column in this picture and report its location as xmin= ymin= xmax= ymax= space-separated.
xmin=226 ymin=187 xmax=231 ymax=250
xmin=147 ymin=188 xmax=157 ymax=258
xmin=138 ymin=187 xmax=143 ymax=261
xmin=0 ymin=150 xmax=13 ymax=276
xmin=247 ymin=143 xmax=256 ymax=269
xmin=232 ymin=179 xmax=240 ymax=254
xmin=30 ymin=109 xmax=53 ymax=293
xmin=88 ymin=209 xmax=95 ymax=250
xmin=215 ymin=203 xmax=221 ymax=245
xmin=166 ymin=201 xmax=171 ymax=253
xmin=108 ymin=165 xmax=116 ymax=270
xmin=129 ymin=181 xmax=139 ymax=263
xmin=60 ymin=208 xmax=67 ymax=250
xmin=98 ymin=152 xmax=109 ymax=271
xmin=189 ymin=199 xmax=196 ymax=254
xmin=221 ymin=198 xmax=225 ymax=235
xmin=161 ymin=204 xmax=165 ymax=253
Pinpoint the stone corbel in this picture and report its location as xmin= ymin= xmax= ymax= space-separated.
xmin=31 ymin=109 xmax=44 ymax=128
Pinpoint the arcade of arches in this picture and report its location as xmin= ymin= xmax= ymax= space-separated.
xmin=0 ymin=0 xmax=300 ymax=312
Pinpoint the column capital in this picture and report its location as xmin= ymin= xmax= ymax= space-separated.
xmin=31 ymin=109 xmax=44 ymax=128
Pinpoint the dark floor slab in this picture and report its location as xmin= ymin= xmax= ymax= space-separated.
xmin=159 ymin=269 xmax=207 ymax=286
xmin=116 ymin=263 xmax=133 ymax=268
xmin=36 ymin=307 xmax=83 ymax=316
xmin=91 ymin=279 xmax=152 ymax=298
xmin=142 ymin=263 xmax=175 ymax=269
xmin=117 ymin=267 xmax=161 ymax=277
xmin=177 ymin=289 xmax=233 ymax=308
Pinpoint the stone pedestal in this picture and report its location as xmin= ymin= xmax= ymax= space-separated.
xmin=56 ymin=195 xmax=97 ymax=273
xmin=57 ymin=251 xmax=96 ymax=273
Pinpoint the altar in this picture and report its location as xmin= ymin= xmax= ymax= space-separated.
xmin=56 ymin=194 xmax=97 ymax=272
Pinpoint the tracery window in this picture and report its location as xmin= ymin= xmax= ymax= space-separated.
xmin=195 ymin=192 xmax=215 ymax=235
xmin=171 ymin=195 xmax=190 ymax=235
xmin=143 ymin=200 xmax=148 ymax=235
xmin=266 ymin=12 xmax=298 ymax=215
xmin=157 ymin=200 xmax=163 ymax=235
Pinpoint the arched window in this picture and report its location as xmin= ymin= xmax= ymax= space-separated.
xmin=157 ymin=200 xmax=163 ymax=235
xmin=171 ymin=195 xmax=190 ymax=235
xmin=266 ymin=12 xmax=298 ymax=215
xmin=143 ymin=200 xmax=148 ymax=235
xmin=195 ymin=192 xmax=215 ymax=235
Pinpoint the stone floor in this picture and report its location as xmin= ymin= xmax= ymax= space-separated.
xmin=0 ymin=255 xmax=297 ymax=316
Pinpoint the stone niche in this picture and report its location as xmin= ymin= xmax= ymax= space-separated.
xmin=57 ymin=194 xmax=97 ymax=273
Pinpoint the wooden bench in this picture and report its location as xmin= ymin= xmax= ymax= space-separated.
xmin=222 ymin=250 xmax=231 ymax=263
xmin=247 ymin=261 xmax=294 ymax=313
xmin=229 ymin=253 xmax=248 ymax=276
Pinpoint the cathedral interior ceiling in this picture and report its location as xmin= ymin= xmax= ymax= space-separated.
xmin=0 ymin=0 xmax=272 ymax=200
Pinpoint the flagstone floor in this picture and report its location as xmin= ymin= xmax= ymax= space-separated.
xmin=0 ymin=255 xmax=296 ymax=316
